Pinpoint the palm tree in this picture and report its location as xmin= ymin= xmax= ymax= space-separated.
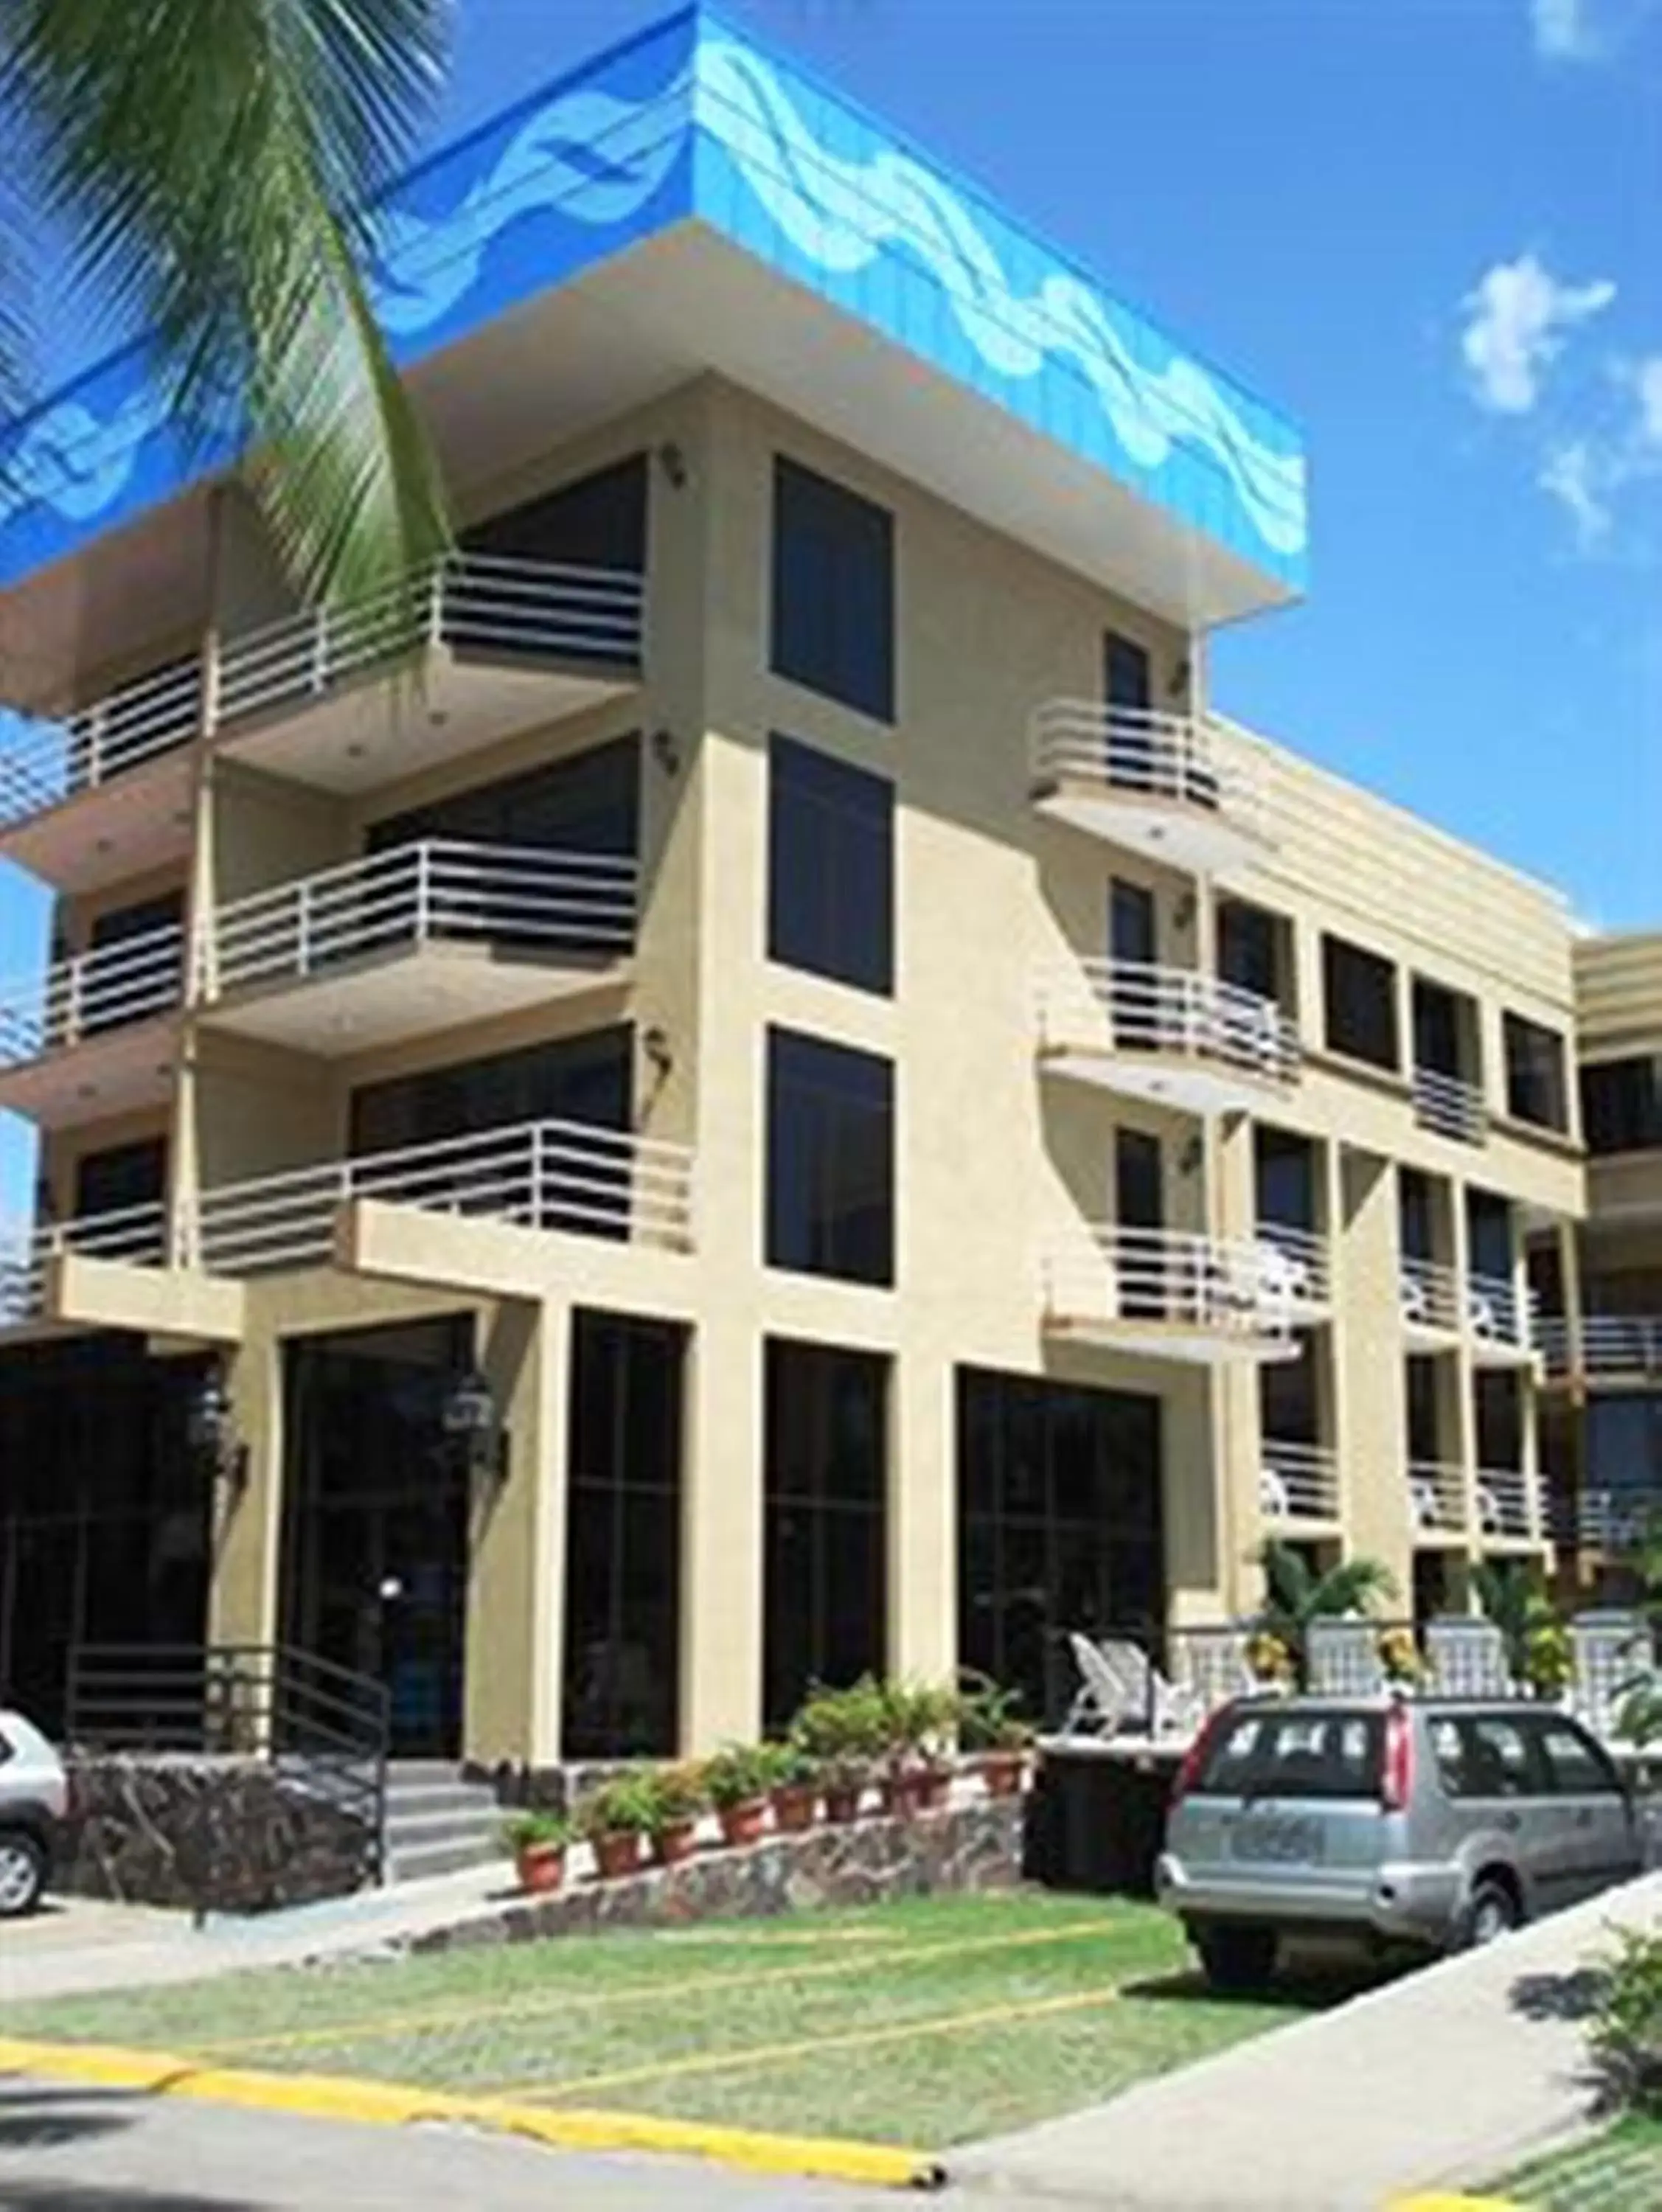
xmin=1471 ymin=1557 xmax=1548 ymax=1683
xmin=1256 ymin=1540 xmax=1396 ymax=1688
xmin=4 ymin=0 xmax=452 ymax=610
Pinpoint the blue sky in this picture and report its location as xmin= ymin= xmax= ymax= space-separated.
xmin=1 ymin=0 xmax=1658 ymax=1214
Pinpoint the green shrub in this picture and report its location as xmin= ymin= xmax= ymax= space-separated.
xmin=759 ymin=1739 xmax=818 ymax=1790
xmin=1589 ymin=1927 xmax=1662 ymax=2112
xmin=575 ymin=1775 xmax=658 ymax=1839
xmin=703 ymin=1742 xmax=774 ymax=1809
xmin=646 ymin=1761 xmax=709 ymax=1827
xmin=880 ymin=1680 xmax=959 ymax=1761
xmin=791 ymin=1677 xmax=890 ymax=1774
xmin=957 ymin=1671 xmax=1033 ymax=1753
xmin=502 ymin=1808 xmax=574 ymax=1853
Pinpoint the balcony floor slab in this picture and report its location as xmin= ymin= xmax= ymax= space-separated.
xmin=1040 ymin=1045 xmax=1288 ymax=1120
xmin=1033 ymin=779 xmax=1268 ymax=874
xmin=0 ymin=748 xmax=195 ymax=894
xmin=0 ymin=1015 xmax=181 ymax=1129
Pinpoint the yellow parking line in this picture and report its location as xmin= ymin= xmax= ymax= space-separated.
xmin=0 ymin=2036 xmax=939 ymax=2191
xmin=196 ymin=1912 xmax=1128 ymax=2059
xmin=502 ymin=1981 xmax=1124 ymax=2102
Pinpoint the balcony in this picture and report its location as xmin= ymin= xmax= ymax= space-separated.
xmin=1408 ymin=1462 xmax=1467 ymax=1540
xmin=0 ymin=662 xmax=203 ymax=891
xmin=1043 ymin=1226 xmax=1300 ymax=1363
xmin=1252 ymin=1221 xmax=1332 ymax=1318
xmin=1466 ymin=1271 xmax=1534 ymax=1366
xmin=1259 ymin=1439 xmax=1340 ymax=1527
xmin=199 ymin=841 xmax=636 ymax=1056
xmin=1538 ymin=1314 xmax=1662 ymax=1383
xmin=211 ymin=555 xmax=643 ymax=795
xmin=1029 ymin=703 xmax=1270 ymax=874
xmin=1475 ymin=1469 xmax=1539 ymax=1544
xmin=1554 ymin=1488 xmax=1659 ymax=1551
xmin=190 ymin=1116 xmax=694 ymax=1276
xmin=1412 ymin=1065 xmax=1487 ymax=1147
xmin=1399 ymin=1254 xmax=1461 ymax=1342
xmin=0 ymin=1201 xmax=171 ymax=1331
xmin=1037 ymin=960 xmax=1298 ymax=1117
xmin=0 ymin=924 xmax=185 ymax=1127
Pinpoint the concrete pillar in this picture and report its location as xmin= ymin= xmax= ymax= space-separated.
xmin=1450 ymin=1180 xmax=1481 ymax=1565
xmin=208 ymin=1327 xmax=282 ymax=1650
xmin=1332 ymin=1147 xmax=1411 ymax=1598
xmin=891 ymin=1343 xmax=956 ymax=1684
xmin=681 ymin=1310 xmax=762 ymax=1750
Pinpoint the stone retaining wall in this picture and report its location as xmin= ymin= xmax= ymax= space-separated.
xmin=62 ymin=1757 xmax=376 ymax=1914
xmin=405 ymin=1796 xmax=1025 ymax=1955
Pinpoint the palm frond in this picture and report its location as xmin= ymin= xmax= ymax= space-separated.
xmin=9 ymin=0 xmax=453 ymax=606
xmin=1310 ymin=1556 xmax=1395 ymax=1622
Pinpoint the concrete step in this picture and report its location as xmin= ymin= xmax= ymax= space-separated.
xmin=382 ymin=1781 xmax=501 ymax=1822
xmin=384 ymin=1802 xmax=502 ymax=1844
xmin=386 ymin=1831 xmax=510 ymax=1884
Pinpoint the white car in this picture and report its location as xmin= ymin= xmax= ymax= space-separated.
xmin=0 ymin=1710 xmax=68 ymax=1916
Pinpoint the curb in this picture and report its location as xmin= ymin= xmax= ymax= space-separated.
xmin=0 ymin=2035 xmax=944 ymax=2192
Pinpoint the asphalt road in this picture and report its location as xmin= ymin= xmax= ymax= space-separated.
xmin=0 ymin=2080 xmax=962 ymax=2212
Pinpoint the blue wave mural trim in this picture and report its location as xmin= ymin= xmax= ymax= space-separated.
xmin=0 ymin=4 xmax=1306 ymax=594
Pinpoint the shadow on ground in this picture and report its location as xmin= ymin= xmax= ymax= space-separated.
xmin=0 ymin=2087 xmax=257 ymax=2211
xmin=1509 ymin=1967 xmax=1610 ymax=2025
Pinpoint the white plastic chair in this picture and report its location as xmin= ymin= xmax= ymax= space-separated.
xmin=1063 ymin=1632 xmax=1135 ymax=1736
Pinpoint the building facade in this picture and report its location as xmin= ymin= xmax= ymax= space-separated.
xmin=0 ymin=8 xmax=1590 ymax=1764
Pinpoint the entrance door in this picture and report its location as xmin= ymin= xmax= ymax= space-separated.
xmin=1104 ymin=631 xmax=1153 ymax=790
xmin=279 ymin=1318 xmax=472 ymax=1759
xmin=1115 ymin=1127 xmax=1166 ymax=1319
xmin=1109 ymin=880 xmax=1158 ymax=1048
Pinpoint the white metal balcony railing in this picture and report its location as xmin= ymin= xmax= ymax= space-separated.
xmin=1537 ymin=1315 xmax=1662 ymax=1380
xmin=1029 ymin=703 xmax=1266 ymax=834
xmin=0 ymin=924 xmax=186 ymax=1068
xmin=0 ymin=661 xmax=204 ymax=832
xmin=188 ymin=1116 xmax=694 ymax=1276
xmin=1259 ymin=1439 xmax=1340 ymax=1523
xmin=1412 ymin=1065 xmax=1487 ymax=1146
xmin=0 ymin=1201 xmax=171 ymax=1326
xmin=1408 ymin=1461 xmax=1468 ymax=1535
xmin=212 ymin=554 xmax=644 ymax=731
xmin=1045 ymin=1225 xmax=1298 ymax=1345
xmin=204 ymin=841 xmax=637 ymax=999
xmin=1043 ymin=959 xmax=1299 ymax=1085
xmin=1467 ymin=1270 xmax=1533 ymax=1353
xmin=1558 ymin=1489 xmax=1661 ymax=1551
xmin=1400 ymin=1253 xmax=1462 ymax=1333
xmin=1476 ymin=1469 xmax=1537 ymax=1541
xmin=1252 ymin=1220 xmax=1332 ymax=1310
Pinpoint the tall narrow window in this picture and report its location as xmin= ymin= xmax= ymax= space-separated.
xmin=771 ymin=457 xmax=894 ymax=721
xmin=1323 ymin=935 xmax=1399 ymax=1071
xmin=562 ymin=1311 xmax=686 ymax=1759
xmin=1503 ymin=1014 xmax=1568 ymax=1133
xmin=1218 ymin=898 xmax=1284 ymax=1006
xmin=1582 ymin=1055 xmax=1662 ymax=1155
xmin=768 ymin=736 xmax=894 ymax=994
xmin=766 ymin=1029 xmax=894 ymax=1286
xmin=763 ymin=1340 xmax=888 ymax=1731
xmin=1105 ymin=632 xmax=1152 ymax=712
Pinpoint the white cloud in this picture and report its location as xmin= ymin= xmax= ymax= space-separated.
xmin=1636 ymin=355 xmax=1662 ymax=447
xmin=1539 ymin=440 xmax=1613 ymax=546
xmin=1532 ymin=0 xmax=1600 ymax=58
xmin=1460 ymin=253 xmax=1616 ymax=414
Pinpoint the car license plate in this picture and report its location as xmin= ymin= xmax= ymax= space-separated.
xmin=1229 ymin=1815 xmax=1324 ymax=1865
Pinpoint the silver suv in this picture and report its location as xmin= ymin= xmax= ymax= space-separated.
xmin=1157 ymin=1695 xmax=1644 ymax=1991
xmin=0 ymin=1709 xmax=69 ymax=1916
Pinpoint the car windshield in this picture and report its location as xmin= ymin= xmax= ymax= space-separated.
xmin=1189 ymin=1708 xmax=1385 ymax=1800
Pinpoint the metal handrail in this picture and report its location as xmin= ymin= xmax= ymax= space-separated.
xmin=0 ymin=923 xmax=185 ymax=1068
xmin=1407 ymin=1461 xmax=1468 ymax=1533
xmin=204 ymin=839 xmax=636 ymax=998
xmin=191 ymin=1114 xmax=695 ymax=1274
xmin=214 ymin=553 xmax=644 ymax=731
xmin=1412 ymin=1064 xmax=1487 ymax=1144
xmin=1558 ymin=1489 xmax=1662 ymax=1549
xmin=0 ymin=660 xmax=204 ymax=830
xmin=1475 ymin=1468 xmax=1537 ymax=1540
xmin=1259 ymin=1439 xmax=1340 ymax=1522
xmin=1046 ymin=1225 xmax=1298 ymax=1343
xmin=1252 ymin=1220 xmax=1332 ymax=1307
xmin=1029 ymin=701 xmax=1266 ymax=838
xmin=1538 ymin=1315 xmax=1662 ymax=1380
xmin=0 ymin=1200 xmax=170 ymax=1327
xmin=1467 ymin=1270 xmax=1533 ymax=1352
xmin=1039 ymin=959 xmax=1298 ymax=1084
xmin=1400 ymin=1253 xmax=1461 ymax=1332
xmin=64 ymin=1641 xmax=392 ymax=1899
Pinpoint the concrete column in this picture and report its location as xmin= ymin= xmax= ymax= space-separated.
xmin=1332 ymin=1147 xmax=1411 ymax=1596
xmin=208 ymin=1327 xmax=283 ymax=1650
xmin=1211 ymin=1113 xmax=1260 ymax=1613
xmin=681 ymin=1310 xmax=762 ymax=1750
xmin=891 ymin=1344 xmax=955 ymax=1683
xmin=1450 ymin=1180 xmax=1481 ymax=1565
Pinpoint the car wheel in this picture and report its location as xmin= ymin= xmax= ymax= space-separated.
xmin=0 ymin=1830 xmax=45 ymax=1918
xmin=1455 ymin=1877 xmax=1521 ymax=1952
xmin=1195 ymin=1924 xmax=1279 ymax=1993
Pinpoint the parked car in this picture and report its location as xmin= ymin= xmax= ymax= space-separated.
xmin=1157 ymin=1694 xmax=1644 ymax=1991
xmin=0 ymin=1709 xmax=69 ymax=1916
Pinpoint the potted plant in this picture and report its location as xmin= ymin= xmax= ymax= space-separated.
xmin=959 ymin=1673 xmax=1033 ymax=1798
xmin=577 ymin=1775 xmax=657 ymax=1881
xmin=1523 ymin=1617 xmax=1574 ymax=1703
xmin=1377 ymin=1626 xmax=1424 ymax=1691
xmin=793 ymin=1679 xmax=888 ymax=1823
xmin=880 ymin=1680 xmax=958 ymax=1814
xmin=1245 ymin=1628 xmax=1296 ymax=1689
xmin=503 ymin=1809 xmax=574 ymax=1896
xmin=1256 ymin=1540 xmax=1396 ymax=1690
xmin=646 ymin=1761 xmax=707 ymax=1867
xmin=761 ymin=1740 xmax=819 ymax=1833
xmin=704 ymin=1744 xmax=774 ymax=1848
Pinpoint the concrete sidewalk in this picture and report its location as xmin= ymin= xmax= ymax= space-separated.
xmin=953 ymin=1872 xmax=1662 ymax=2210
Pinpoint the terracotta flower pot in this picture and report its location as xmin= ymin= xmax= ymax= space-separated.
xmin=592 ymin=1829 xmax=644 ymax=1881
xmin=771 ymin=1782 xmax=818 ymax=1834
xmin=515 ymin=1843 xmax=566 ymax=1896
xmin=651 ymin=1819 xmax=698 ymax=1868
xmin=981 ymin=1752 xmax=1027 ymax=1801
xmin=880 ymin=1770 xmax=922 ymax=1818
xmin=915 ymin=1764 xmax=953 ymax=1813
xmin=717 ymin=1798 xmax=768 ymax=1850
xmin=824 ymin=1781 xmax=863 ymax=1823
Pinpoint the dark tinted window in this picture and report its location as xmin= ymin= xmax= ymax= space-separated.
xmin=1429 ymin=1713 xmax=1534 ymax=1798
xmin=1219 ymin=899 xmax=1282 ymax=1004
xmin=763 ymin=1340 xmax=888 ymax=1731
xmin=768 ymin=736 xmax=894 ymax=995
xmin=74 ymin=1138 xmax=167 ymax=1220
xmin=1255 ymin=1127 xmax=1315 ymax=1231
xmin=766 ymin=1029 xmax=894 ymax=1285
xmin=1412 ymin=978 xmax=1467 ymax=1078
xmin=1400 ymin=1169 xmax=1436 ymax=1262
xmin=562 ymin=1311 xmax=684 ymax=1758
xmin=1529 ymin=1717 xmax=1622 ymax=1796
xmin=1466 ymin=1188 xmax=1513 ymax=1281
xmin=462 ymin=455 xmax=647 ymax=573
xmin=1582 ymin=1056 xmax=1662 ymax=1155
xmin=1191 ymin=1708 xmax=1383 ymax=1799
xmin=350 ymin=1029 xmax=630 ymax=1155
xmin=1105 ymin=632 xmax=1152 ymax=712
xmin=369 ymin=739 xmax=639 ymax=858
xmin=1323 ymin=936 xmax=1399 ymax=1071
xmin=1503 ymin=1014 xmax=1568 ymax=1133
xmin=771 ymin=458 xmax=894 ymax=722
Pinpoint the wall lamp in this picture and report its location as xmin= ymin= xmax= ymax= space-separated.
xmin=443 ymin=1365 xmax=508 ymax=1483
xmin=189 ymin=1364 xmax=248 ymax=1492
xmin=650 ymin=726 xmax=681 ymax=776
xmin=643 ymin=1024 xmax=675 ymax=1082
xmin=657 ymin=440 xmax=689 ymax=490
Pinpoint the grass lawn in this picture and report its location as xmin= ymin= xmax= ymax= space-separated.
xmin=4 ymin=1891 xmax=1335 ymax=2149
xmin=1499 ymin=2115 xmax=1662 ymax=2211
